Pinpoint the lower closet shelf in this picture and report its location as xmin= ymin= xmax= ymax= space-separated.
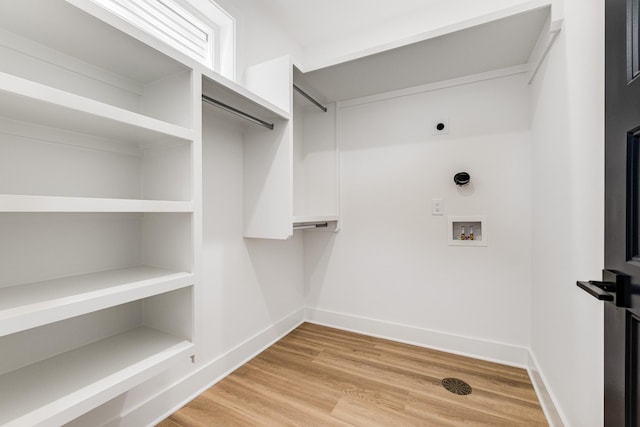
xmin=0 ymin=267 xmax=193 ymax=336
xmin=0 ymin=326 xmax=193 ymax=427
xmin=292 ymin=215 xmax=339 ymax=224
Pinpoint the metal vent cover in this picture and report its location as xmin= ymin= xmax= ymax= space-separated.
xmin=441 ymin=377 xmax=472 ymax=395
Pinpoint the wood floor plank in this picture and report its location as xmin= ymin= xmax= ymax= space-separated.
xmin=330 ymin=395 xmax=432 ymax=427
xmin=254 ymin=346 xmax=412 ymax=413
xmin=158 ymin=323 xmax=548 ymax=426
xmin=222 ymin=375 xmax=351 ymax=426
xmin=164 ymin=393 xmax=258 ymax=426
xmin=157 ymin=418 xmax=182 ymax=427
xmin=403 ymin=393 xmax=521 ymax=427
xmin=312 ymin=347 xmax=446 ymax=396
xmin=230 ymin=363 xmax=342 ymax=415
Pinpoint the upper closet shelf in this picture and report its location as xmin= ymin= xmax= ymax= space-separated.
xmin=0 ymin=195 xmax=194 ymax=213
xmin=0 ymin=0 xmax=188 ymax=89
xmin=0 ymin=326 xmax=192 ymax=427
xmin=202 ymin=70 xmax=290 ymax=126
xmin=0 ymin=72 xmax=193 ymax=145
xmin=300 ymin=5 xmax=553 ymax=102
xmin=0 ymin=266 xmax=193 ymax=337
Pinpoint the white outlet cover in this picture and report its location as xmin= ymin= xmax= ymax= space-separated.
xmin=432 ymin=198 xmax=444 ymax=215
xmin=432 ymin=119 xmax=449 ymax=135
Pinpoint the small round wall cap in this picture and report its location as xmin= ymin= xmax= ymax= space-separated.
xmin=453 ymin=172 xmax=470 ymax=186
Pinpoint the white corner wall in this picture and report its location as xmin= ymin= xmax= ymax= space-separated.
xmin=529 ymin=0 xmax=604 ymax=425
xmin=304 ymin=72 xmax=533 ymax=365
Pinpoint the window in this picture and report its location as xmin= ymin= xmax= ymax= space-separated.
xmin=92 ymin=0 xmax=235 ymax=79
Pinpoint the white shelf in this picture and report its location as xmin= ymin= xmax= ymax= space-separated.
xmin=202 ymin=71 xmax=290 ymax=124
xmin=0 ymin=267 xmax=193 ymax=337
xmin=0 ymin=195 xmax=194 ymax=213
xmin=301 ymin=6 xmax=551 ymax=101
xmin=0 ymin=326 xmax=192 ymax=427
xmin=293 ymin=215 xmax=339 ymax=226
xmin=0 ymin=0 xmax=189 ymax=88
xmin=0 ymin=72 xmax=193 ymax=145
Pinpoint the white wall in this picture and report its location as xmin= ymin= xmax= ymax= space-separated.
xmin=305 ymin=73 xmax=533 ymax=362
xmin=529 ymin=0 xmax=604 ymax=425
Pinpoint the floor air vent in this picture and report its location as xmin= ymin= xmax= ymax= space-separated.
xmin=441 ymin=378 xmax=472 ymax=395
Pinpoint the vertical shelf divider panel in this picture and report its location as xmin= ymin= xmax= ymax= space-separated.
xmin=243 ymin=56 xmax=294 ymax=239
xmin=0 ymin=0 xmax=199 ymax=425
xmin=189 ymin=68 xmax=203 ymax=353
xmin=243 ymin=120 xmax=294 ymax=239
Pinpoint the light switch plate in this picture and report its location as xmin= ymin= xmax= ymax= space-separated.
xmin=432 ymin=198 xmax=444 ymax=215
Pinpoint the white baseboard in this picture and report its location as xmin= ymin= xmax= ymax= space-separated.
xmin=527 ymin=351 xmax=567 ymax=427
xmin=106 ymin=308 xmax=305 ymax=427
xmin=305 ymin=307 xmax=530 ymax=368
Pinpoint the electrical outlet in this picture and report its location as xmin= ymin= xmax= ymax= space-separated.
xmin=432 ymin=198 xmax=444 ymax=215
xmin=432 ymin=119 xmax=449 ymax=135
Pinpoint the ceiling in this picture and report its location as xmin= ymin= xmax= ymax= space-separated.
xmin=296 ymin=6 xmax=550 ymax=102
xmin=257 ymin=0 xmax=445 ymax=47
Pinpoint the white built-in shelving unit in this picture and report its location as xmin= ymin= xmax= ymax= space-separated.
xmin=227 ymin=57 xmax=341 ymax=239
xmin=0 ymin=0 xmax=198 ymax=425
xmin=0 ymin=0 xmax=304 ymax=422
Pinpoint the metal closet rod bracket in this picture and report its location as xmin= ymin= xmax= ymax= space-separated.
xmin=201 ymin=94 xmax=274 ymax=130
xmin=293 ymin=84 xmax=327 ymax=113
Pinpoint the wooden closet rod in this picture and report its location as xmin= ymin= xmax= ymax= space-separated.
xmin=202 ymin=94 xmax=274 ymax=130
xmin=293 ymin=84 xmax=327 ymax=112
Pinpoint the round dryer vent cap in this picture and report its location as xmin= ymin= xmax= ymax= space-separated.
xmin=453 ymin=172 xmax=470 ymax=186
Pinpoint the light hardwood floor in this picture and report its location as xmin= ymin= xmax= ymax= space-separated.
xmin=158 ymin=323 xmax=547 ymax=426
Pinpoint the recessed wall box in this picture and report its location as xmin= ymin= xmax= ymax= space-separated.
xmin=432 ymin=119 xmax=449 ymax=135
xmin=448 ymin=216 xmax=487 ymax=246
